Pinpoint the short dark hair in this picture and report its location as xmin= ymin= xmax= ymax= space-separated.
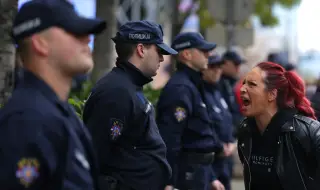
xmin=16 ymin=39 xmax=31 ymax=63
xmin=115 ymin=42 xmax=152 ymax=60
xmin=115 ymin=42 xmax=137 ymax=60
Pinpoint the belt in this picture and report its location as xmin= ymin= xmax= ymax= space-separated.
xmin=181 ymin=152 xmax=215 ymax=165
xmin=98 ymin=176 xmax=134 ymax=190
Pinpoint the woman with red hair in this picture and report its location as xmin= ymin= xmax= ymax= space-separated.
xmin=234 ymin=77 xmax=244 ymax=114
xmin=237 ymin=62 xmax=320 ymax=190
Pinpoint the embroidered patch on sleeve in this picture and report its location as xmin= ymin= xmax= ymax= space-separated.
xmin=110 ymin=118 xmax=124 ymax=140
xmin=174 ymin=107 xmax=187 ymax=122
xmin=15 ymin=158 xmax=40 ymax=188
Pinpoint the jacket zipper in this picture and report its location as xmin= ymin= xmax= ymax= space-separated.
xmin=240 ymin=142 xmax=252 ymax=190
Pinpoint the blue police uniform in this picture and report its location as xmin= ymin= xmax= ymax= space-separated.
xmin=0 ymin=71 xmax=100 ymax=190
xmin=204 ymin=55 xmax=236 ymax=190
xmin=156 ymin=32 xmax=222 ymax=190
xmin=0 ymin=1 xmax=106 ymax=189
xmin=83 ymin=21 xmax=177 ymax=190
xmin=220 ymin=51 xmax=245 ymax=131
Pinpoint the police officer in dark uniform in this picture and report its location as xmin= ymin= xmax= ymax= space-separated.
xmin=202 ymin=55 xmax=237 ymax=190
xmin=156 ymin=32 xmax=223 ymax=190
xmin=0 ymin=0 xmax=106 ymax=189
xmin=83 ymin=21 xmax=177 ymax=190
xmin=220 ymin=51 xmax=245 ymax=130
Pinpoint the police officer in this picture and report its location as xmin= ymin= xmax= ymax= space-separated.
xmin=156 ymin=32 xmax=223 ymax=190
xmin=0 ymin=0 xmax=106 ymax=189
xmin=202 ymin=55 xmax=237 ymax=190
xmin=83 ymin=20 xmax=177 ymax=190
xmin=220 ymin=51 xmax=245 ymax=131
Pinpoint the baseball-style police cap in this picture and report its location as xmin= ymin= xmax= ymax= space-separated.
xmin=208 ymin=55 xmax=223 ymax=66
xmin=12 ymin=0 xmax=106 ymax=42
xmin=171 ymin=32 xmax=217 ymax=52
xmin=222 ymin=51 xmax=245 ymax=65
xmin=111 ymin=20 xmax=177 ymax=55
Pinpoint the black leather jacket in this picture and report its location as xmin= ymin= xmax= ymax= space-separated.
xmin=237 ymin=114 xmax=320 ymax=190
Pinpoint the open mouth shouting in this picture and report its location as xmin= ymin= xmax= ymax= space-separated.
xmin=241 ymin=95 xmax=251 ymax=112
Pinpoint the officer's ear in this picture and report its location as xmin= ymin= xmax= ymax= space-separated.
xmin=181 ymin=49 xmax=192 ymax=61
xmin=31 ymin=32 xmax=50 ymax=57
xmin=136 ymin=43 xmax=145 ymax=58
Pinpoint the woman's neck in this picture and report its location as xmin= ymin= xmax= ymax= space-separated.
xmin=255 ymin=106 xmax=278 ymax=133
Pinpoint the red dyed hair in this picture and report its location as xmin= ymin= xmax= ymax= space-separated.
xmin=257 ymin=62 xmax=316 ymax=120
xmin=234 ymin=78 xmax=244 ymax=114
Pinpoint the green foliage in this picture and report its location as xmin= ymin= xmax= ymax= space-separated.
xmin=143 ymin=85 xmax=162 ymax=107
xmin=68 ymin=81 xmax=93 ymax=119
xmin=198 ymin=0 xmax=216 ymax=30
xmin=197 ymin=0 xmax=301 ymax=29
xmin=68 ymin=81 xmax=163 ymax=118
xmin=254 ymin=0 xmax=301 ymax=26
xmin=68 ymin=97 xmax=85 ymax=119
xmin=70 ymin=81 xmax=93 ymax=102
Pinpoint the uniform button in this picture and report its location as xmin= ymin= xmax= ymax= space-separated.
xmin=241 ymin=143 xmax=245 ymax=147
xmin=268 ymin=168 xmax=271 ymax=172
xmin=289 ymin=126 xmax=293 ymax=130
xmin=278 ymin=141 xmax=280 ymax=144
xmin=133 ymin=146 xmax=137 ymax=149
xmin=243 ymin=123 xmax=247 ymax=127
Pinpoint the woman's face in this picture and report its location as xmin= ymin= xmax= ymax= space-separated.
xmin=240 ymin=67 xmax=276 ymax=117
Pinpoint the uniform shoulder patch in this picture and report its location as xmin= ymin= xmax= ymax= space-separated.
xmin=15 ymin=158 xmax=40 ymax=188
xmin=174 ymin=107 xmax=187 ymax=122
xmin=110 ymin=118 xmax=124 ymax=140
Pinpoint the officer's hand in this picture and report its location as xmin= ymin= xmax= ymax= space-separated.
xmin=164 ymin=185 xmax=175 ymax=190
xmin=212 ymin=180 xmax=225 ymax=190
xmin=227 ymin=142 xmax=236 ymax=154
xmin=221 ymin=144 xmax=232 ymax=157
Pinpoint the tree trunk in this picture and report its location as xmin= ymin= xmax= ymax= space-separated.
xmin=91 ymin=0 xmax=119 ymax=83
xmin=0 ymin=0 xmax=17 ymax=105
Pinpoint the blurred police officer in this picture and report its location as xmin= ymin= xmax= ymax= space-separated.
xmin=220 ymin=51 xmax=245 ymax=131
xmin=0 ymin=0 xmax=106 ymax=189
xmin=202 ymin=55 xmax=236 ymax=190
xmin=156 ymin=32 xmax=223 ymax=190
xmin=83 ymin=20 xmax=177 ymax=190
xmin=267 ymin=52 xmax=296 ymax=72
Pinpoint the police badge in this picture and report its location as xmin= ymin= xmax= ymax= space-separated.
xmin=110 ymin=118 xmax=124 ymax=140
xmin=15 ymin=158 xmax=40 ymax=188
xmin=174 ymin=107 xmax=186 ymax=122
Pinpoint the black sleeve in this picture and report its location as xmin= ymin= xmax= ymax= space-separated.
xmin=0 ymin=111 xmax=65 ymax=189
xmin=157 ymin=85 xmax=193 ymax=186
xmin=311 ymin=92 xmax=320 ymax=121
xmin=309 ymin=120 xmax=320 ymax=174
xmin=84 ymin=87 xmax=133 ymax=163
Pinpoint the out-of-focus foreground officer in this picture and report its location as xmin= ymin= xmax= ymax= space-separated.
xmin=202 ymin=55 xmax=236 ymax=190
xmin=0 ymin=0 xmax=106 ymax=189
xmin=83 ymin=20 xmax=177 ymax=190
xmin=156 ymin=32 xmax=223 ymax=190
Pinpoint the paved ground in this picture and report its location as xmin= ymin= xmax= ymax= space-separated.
xmin=231 ymin=179 xmax=245 ymax=190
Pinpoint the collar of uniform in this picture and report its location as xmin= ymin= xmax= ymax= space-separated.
xmin=116 ymin=59 xmax=153 ymax=87
xmin=176 ymin=62 xmax=203 ymax=86
xmin=203 ymin=81 xmax=218 ymax=92
xmin=21 ymin=69 xmax=70 ymax=116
